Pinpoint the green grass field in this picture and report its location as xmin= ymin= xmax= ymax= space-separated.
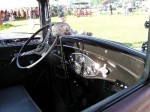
xmin=52 ymin=14 xmax=148 ymax=49
xmin=0 ymin=23 xmax=14 ymax=31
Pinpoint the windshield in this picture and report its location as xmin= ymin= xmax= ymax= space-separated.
xmin=0 ymin=0 xmax=148 ymax=51
xmin=0 ymin=0 xmax=40 ymax=34
xmin=51 ymin=0 xmax=148 ymax=51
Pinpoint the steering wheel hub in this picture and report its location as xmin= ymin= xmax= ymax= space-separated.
xmin=36 ymin=43 xmax=45 ymax=52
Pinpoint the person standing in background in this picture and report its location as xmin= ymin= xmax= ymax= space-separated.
xmin=58 ymin=5 xmax=66 ymax=22
xmin=109 ymin=4 xmax=113 ymax=15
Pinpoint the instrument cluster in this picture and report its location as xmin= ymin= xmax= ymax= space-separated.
xmin=69 ymin=52 xmax=109 ymax=78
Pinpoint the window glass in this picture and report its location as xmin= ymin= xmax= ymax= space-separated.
xmin=50 ymin=0 xmax=148 ymax=51
xmin=0 ymin=0 xmax=40 ymax=33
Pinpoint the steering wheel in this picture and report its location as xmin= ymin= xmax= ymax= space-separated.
xmin=16 ymin=23 xmax=59 ymax=69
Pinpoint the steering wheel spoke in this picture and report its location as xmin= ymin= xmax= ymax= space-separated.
xmin=21 ymin=49 xmax=36 ymax=56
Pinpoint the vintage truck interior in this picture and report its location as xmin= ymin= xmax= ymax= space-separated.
xmin=0 ymin=0 xmax=146 ymax=112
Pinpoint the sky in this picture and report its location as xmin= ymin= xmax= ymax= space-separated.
xmin=50 ymin=0 xmax=70 ymax=5
xmin=0 ymin=0 xmax=91 ymax=10
xmin=0 ymin=0 xmax=38 ymax=10
xmin=50 ymin=0 xmax=90 ymax=5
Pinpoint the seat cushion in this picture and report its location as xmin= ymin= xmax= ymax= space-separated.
xmin=0 ymin=86 xmax=41 ymax=112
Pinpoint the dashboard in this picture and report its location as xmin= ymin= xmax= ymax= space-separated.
xmin=0 ymin=33 xmax=41 ymax=60
xmin=0 ymin=32 xmax=144 ymax=91
xmin=0 ymin=33 xmax=41 ymax=47
xmin=68 ymin=52 xmax=129 ymax=89
xmin=61 ymin=39 xmax=145 ymax=89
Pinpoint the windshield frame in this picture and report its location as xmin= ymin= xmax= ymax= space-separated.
xmin=144 ymin=16 xmax=150 ymax=80
xmin=38 ymin=0 xmax=50 ymax=37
